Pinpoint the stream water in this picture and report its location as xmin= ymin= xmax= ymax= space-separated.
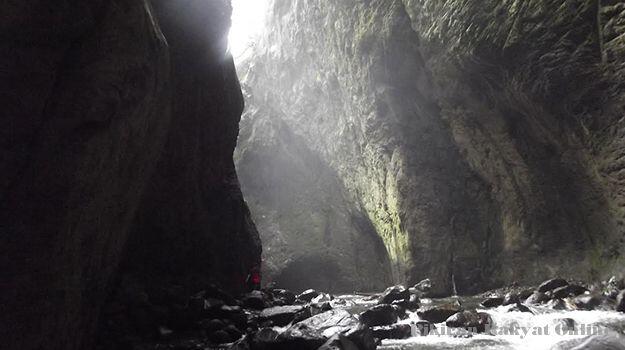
xmin=329 ymin=295 xmax=625 ymax=350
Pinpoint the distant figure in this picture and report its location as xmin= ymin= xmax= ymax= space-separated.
xmin=246 ymin=264 xmax=261 ymax=291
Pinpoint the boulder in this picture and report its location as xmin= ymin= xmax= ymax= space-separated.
xmin=417 ymin=303 xmax=462 ymax=323
xmin=198 ymin=319 xmax=225 ymax=333
xmin=525 ymin=291 xmax=550 ymax=305
xmin=317 ymin=334 xmax=359 ymax=350
xmin=414 ymin=279 xmax=432 ymax=296
xmin=552 ymin=285 xmax=588 ymax=299
xmin=372 ymin=324 xmax=412 ymax=340
xmin=249 ymin=328 xmax=280 ymax=350
xmin=242 ymin=291 xmax=268 ymax=310
xmin=209 ymin=329 xmax=233 ymax=344
xmin=359 ymin=304 xmax=398 ymax=327
xmin=574 ymin=294 xmax=605 ymax=311
xmin=297 ymin=289 xmax=321 ymax=302
xmin=415 ymin=321 xmax=436 ymax=336
xmin=293 ymin=307 xmax=313 ymax=324
xmin=445 ymin=311 xmax=492 ymax=333
xmin=224 ymin=325 xmax=243 ymax=341
xmin=502 ymin=292 xmax=520 ymax=306
xmin=480 ymin=297 xmax=504 ymax=308
xmin=344 ymin=326 xmax=377 ymax=350
xmin=260 ymin=305 xmax=305 ymax=327
xmin=378 ymin=285 xmax=409 ymax=305
xmin=271 ymin=289 xmax=297 ymax=306
xmin=291 ymin=309 xmax=358 ymax=338
xmin=617 ymin=290 xmax=625 ymax=313
xmin=391 ymin=294 xmax=420 ymax=311
xmin=555 ymin=318 xmax=575 ymax=333
xmin=538 ymin=278 xmax=569 ymax=293
xmin=505 ymin=303 xmax=533 ymax=313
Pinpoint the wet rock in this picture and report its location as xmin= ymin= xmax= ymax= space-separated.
xmin=525 ymin=291 xmax=550 ymax=305
xmin=297 ymin=289 xmax=321 ymax=302
xmin=555 ymin=318 xmax=576 ymax=333
xmin=415 ymin=321 xmax=436 ymax=336
xmin=544 ymin=298 xmax=575 ymax=311
xmin=480 ymin=297 xmax=504 ymax=308
xmin=242 ymin=291 xmax=268 ymax=310
xmin=293 ymin=307 xmax=313 ymax=324
xmin=550 ymin=333 xmax=625 ymax=350
xmin=293 ymin=309 xmax=358 ymax=338
xmin=417 ymin=303 xmax=462 ymax=323
xmin=505 ymin=303 xmax=533 ymax=314
xmin=445 ymin=311 xmax=492 ymax=333
xmin=277 ymin=324 xmax=326 ymax=350
xmin=574 ymin=294 xmax=605 ymax=311
xmin=392 ymin=294 xmax=420 ymax=311
xmin=414 ymin=279 xmax=432 ymax=293
xmin=378 ymin=285 xmax=409 ymax=305
xmin=502 ymin=292 xmax=520 ymax=306
xmin=317 ymin=334 xmax=358 ymax=350
xmin=249 ymin=328 xmax=280 ymax=350
xmin=204 ymin=285 xmax=238 ymax=306
xmin=260 ymin=305 xmax=305 ymax=327
xmin=552 ymin=284 xmax=588 ymax=299
xmin=220 ymin=305 xmax=248 ymax=330
xmin=344 ymin=326 xmax=377 ymax=350
xmin=617 ymin=290 xmax=625 ymax=313
xmin=359 ymin=304 xmax=398 ymax=327
xmin=209 ymin=329 xmax=232 ymax=344
xmin=271 ymin=289 xmax=296 ymax=305
xmin=198 ymin=319 xmax=225 ymax=333
xmin=312 ymin=293 xmax=333 ymax=304
xmin=224 ymin=325 xmax=243 ymax=341
xmin=518 ymin=288 xmax=535 ymax=301
xmin=372 ymin=324 xmax=412 ymax=340
xmin=538 ymin=278 xmax=569 ymax=293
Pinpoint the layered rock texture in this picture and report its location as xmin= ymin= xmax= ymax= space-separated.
xmin=236 ymin=0 xmax=625 ymax=295
xmin=0 ymin=1 xmax=259 ymax=349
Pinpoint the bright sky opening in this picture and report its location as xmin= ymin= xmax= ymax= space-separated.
xmin=229 ymin=0 xmax=270 ymax=59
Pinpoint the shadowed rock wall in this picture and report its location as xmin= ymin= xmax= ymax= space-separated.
xmin=0 ymin=1 xmax=259 ymax=349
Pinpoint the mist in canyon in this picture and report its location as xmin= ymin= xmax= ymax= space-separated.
xmin=2 ymin=1 xmax=625 ymax=350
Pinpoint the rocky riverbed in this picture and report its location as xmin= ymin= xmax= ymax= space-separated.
xmin=96 ymin=277 xmax=625 ymax=350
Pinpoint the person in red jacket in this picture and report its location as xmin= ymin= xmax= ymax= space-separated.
xmin=246 ymin=264 xmax=261 ymax=291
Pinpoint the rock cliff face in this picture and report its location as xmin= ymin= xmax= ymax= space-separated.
xmin=236 ymin=0 xmax=625 ymax=295
xmin=0 ymin=1 xmax=259 ymax=349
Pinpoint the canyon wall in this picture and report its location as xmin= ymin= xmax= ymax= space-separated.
xmin=0 ymin=1 xmax=259 ymax=349
xmin=236 ymin=0 xmax=625 ymax=295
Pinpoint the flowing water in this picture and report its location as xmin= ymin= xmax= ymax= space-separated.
xmin=329 ymin=295 xmax=625 ymax=350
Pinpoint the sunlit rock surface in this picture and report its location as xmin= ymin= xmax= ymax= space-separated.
xmin=236 ymin=0 xmax=625 ymax=295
